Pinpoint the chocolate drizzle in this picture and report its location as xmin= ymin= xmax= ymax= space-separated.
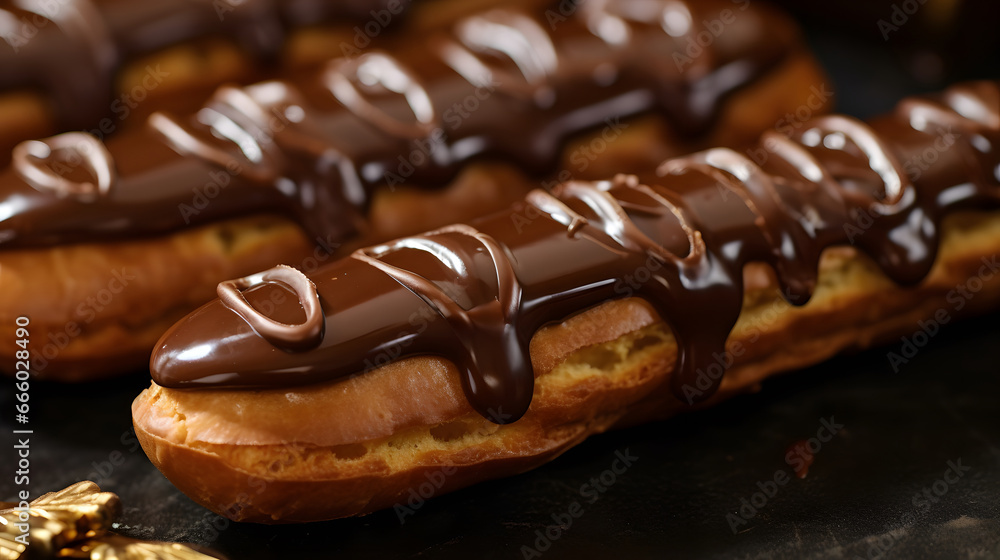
xmin=0 ymin=0 xmax=401 ymax=129
xmin=151 ymin=82 xmax=1000 ymax=423
xmin=217 ymin=265 xmax=324 ymax=352
xmin=0 ymin=0 xmax=794 ymax=248
xmin=11 ymin=132 xmax=115 ymax=201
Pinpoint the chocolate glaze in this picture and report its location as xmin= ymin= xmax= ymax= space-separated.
xmin=151 ymin=82 xmax=1000 ymax=423
xmin=0 ymin=0 xmax=401 ymax=130
xmin=0 ymin=0 xmax=796 ymax=248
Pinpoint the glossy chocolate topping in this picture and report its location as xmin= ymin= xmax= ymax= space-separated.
xmin=151 ymin=82 xmax=1000 ymax=423
xmin=0 ymin=0 xmax=400 ymax=129
xmin=0 ymin=0 xmax=796 ymax=248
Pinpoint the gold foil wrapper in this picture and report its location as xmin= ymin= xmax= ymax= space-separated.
xmin=0 ymin=483 xmax=222 ymax=560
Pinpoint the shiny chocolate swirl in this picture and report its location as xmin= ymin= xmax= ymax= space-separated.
xmin=0 ymin=0 xmax=797 ymax=247
xmin=151 ymin=82 xmax=1000 ymax=423
xmin=0 ymin=0 xmax=402 ymax=129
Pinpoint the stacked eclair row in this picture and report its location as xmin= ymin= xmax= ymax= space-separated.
xmin=0 ymin=0 xmax=828 ymax=380
xmin=0 ymin=0 xmax=418 ymax=163
xmin=133 ymin=81 xmax=1000 ymax=522
xmin=0 ymin=0 xmax=566 ymax=164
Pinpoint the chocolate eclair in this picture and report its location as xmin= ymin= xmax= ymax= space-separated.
xmin=0 ymin=0 xmax=828 ymax=381
xmin=0 ymin=0 xmax=420 ymax=163
xmin=134 ymin=81 xmax=1000 ymax=523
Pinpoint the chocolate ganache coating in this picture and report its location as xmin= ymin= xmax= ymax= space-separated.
xmin=151 ymin=82 xmax=1000 ymax=423
xmin=0 ymin=0 xmax=796 ymax=248
xmin=0 ymin=0 xmax=404 ymax=130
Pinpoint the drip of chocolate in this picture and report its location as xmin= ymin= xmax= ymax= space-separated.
xmin=0 ymin=0 xmax=402 ymax=129
xmin=151 ymin=82 xmax=1000 ymax=423
xmin=0 ymin=0 xmax=795 ymax=248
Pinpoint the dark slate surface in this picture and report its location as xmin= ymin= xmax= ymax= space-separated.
xmin=5 ymin=313 xmax=1000 ymax=559
xmin=2 ymin=6 xmax=1000 ymax=560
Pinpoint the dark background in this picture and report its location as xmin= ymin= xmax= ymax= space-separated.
xmin=3 ymin=1 xmax=1000 ymax=558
